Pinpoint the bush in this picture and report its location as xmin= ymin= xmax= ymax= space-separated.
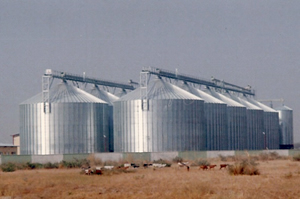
xmin=59 ymin=158 xmax=90 ymax=169
xmin=191 ymin=159 xmax=210 ymax=167
xmin=269 ymin=152 xmax=282 ymax=160
xmin=26 ymin=162 xmax=43 ymax=169
xmin=172 ymin=156 xmax=183 ymax=163
xmin=218 ymin=155 xmax=228 ymax=161
xmin=293 ymin=154 xmax=300 ymax=161
xmin=44 ymin=162 xmax=59 ymax=169
xmin=1 ymin=162 xmax=16 ymax=172
xmin=87 ymin=154 xmax=103 ymax=167
xmin=60 ymin=160 xmax=83 ymax=168
xmin=228 ymin=159 xmax=260 ymax=176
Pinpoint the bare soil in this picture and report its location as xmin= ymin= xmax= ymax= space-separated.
xmin=1 ymin=159 xmax=300 ymax=199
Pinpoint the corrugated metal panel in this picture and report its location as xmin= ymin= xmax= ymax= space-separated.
xmin=275 ymin=105 xmax=293 ymax=146
xmin=19 ymin=82 xmax=111 ymax=155
xmin=114 ymin=78 xmax=206 ymax=152
xmin=86 ymin=86 xmax=119 ymax=152
xmin=204 ymin=89 xmax=247 ymax=150
xmin=242 ymin=97 xmax=280 ymax=149
xmin=179 ymin=83 xmax=228 ymax=150
xmin=224 ymin=93 xmax=264 ymax=150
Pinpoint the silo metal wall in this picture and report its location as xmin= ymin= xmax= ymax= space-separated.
xmin=277 ymin=108 xmax=293 ymax=146
xmin=264 ymin=112 xmax=280 ymax=149
xmin=204 ymin=103 xmax=228 ymax=150
xmin=108 ymin=106 xmax=114 ymax=152
xmin=227 ymin=107 xmax=247 ymax=150
xmin=20 ymin=102 xmax=110 ymax=155
xmin=114 ymin=99 xmax=206 ymax=152
xmin=246 ymin=110 xmax=264 ymax=150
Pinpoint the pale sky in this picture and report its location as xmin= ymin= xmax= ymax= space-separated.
xmin=0 ymin=0 xmax=299 ymax=144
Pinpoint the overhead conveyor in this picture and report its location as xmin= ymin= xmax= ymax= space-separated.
xmin=142 ymin=67 xmax=255 ymax=96
xmin=42 ymin=69 xmax=136 ymax=113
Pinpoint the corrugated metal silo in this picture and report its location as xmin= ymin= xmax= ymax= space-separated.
xmin=87 ymin=85 xmax=119 ymax=152
xmin=242 ymin=97 xmax=280 ymax=149
xmin=275 ymin=105 xmax=293 ymax=149
xmin=19 ymin=81 xmax=110 ymax=155
xmin=179 ymin=83 xmax=228 ymax=150
xmin=113 ymin=77 xmax=206 ymax=152
xmin=224 ymin=93 xmax=264 ymax=150
xmin=204 ymin=89 xmax=247 ymax=150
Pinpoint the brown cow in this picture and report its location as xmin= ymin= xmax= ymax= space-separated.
xmin=208 ymin=164 xmax=217 ymax=170
xmin=199 ymin=165 xmax=208 ymax=170
xmin=219 ymin=164 xmax=229 ymax=169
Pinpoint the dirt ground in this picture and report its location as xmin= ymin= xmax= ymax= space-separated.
xmin=1 ymin=159 xmax=300 ymax=199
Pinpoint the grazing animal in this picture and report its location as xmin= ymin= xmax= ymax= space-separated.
xmin=95 ymin=167 xmax=102 ymax=175
xmin=199 ymin=165 xmax=208 ymax=170
xmin=131 ymin=163 xmax=140 ymax=168
xmin=104 ymin=166 xmax=114 ymax=170
xmin=178 ymin=162 xmax=190 ymax=171
xmin=208 ymin=165 xmax=217 ymax=170
xmin=123 ymin=163 xmax=139 ymax=168
xmin=153 ymin=163 xmax=167 ymax=168
xmin=143 ymin=163 xmax=153 ymax=168
xmin=219 ymin=164 xmax=229 ymax=169
xmin=85 ymin=169 xmax=93 ymax=175
xmin=124 ymin=163 xmax=131 ymax=168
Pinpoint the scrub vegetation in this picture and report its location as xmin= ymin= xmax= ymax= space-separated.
xmin=1 ymin=153 xmax=300 ymax=198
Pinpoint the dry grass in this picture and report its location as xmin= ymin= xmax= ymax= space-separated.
xmin=1 ymin=159 xmax=300 ymax=199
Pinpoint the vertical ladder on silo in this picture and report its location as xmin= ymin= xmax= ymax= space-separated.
xmin=42 ymin=72 xmax=52 ymax=113
xmin=140 ymin=71 xmax=149 ymax=111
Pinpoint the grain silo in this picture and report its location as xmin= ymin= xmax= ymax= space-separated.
xmin=223 ymin=93 xmax=264 ymax=150
xmin=241 ymin=97 xmax=280 ymax=149
xmin=179 ymin=82 xmax=228 ymax=150
xmin=275 ymin=105 xmax=293 ymax=149
xmin=88 ymin=85 xmax=119 ymax=105
xmin=86 ymin=85 xmax=119 ymax=152
xmin=19 ymin=81 xmax=111 ymax=155
xmin=204 ymin=89 xmax=247 ymax=150
xmin=113 ymin=77 xmax=206 ymax=152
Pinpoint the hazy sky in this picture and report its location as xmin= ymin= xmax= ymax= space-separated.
xmin=0 ymin=0 xmax=299 ymax=144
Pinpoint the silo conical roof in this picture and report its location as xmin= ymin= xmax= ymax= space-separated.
xmin=118 ymin=78 xmax=203 ymax=101
xmin=204 ymin=89 xmax=245 ymax=107
xmin=224 ymin=93 xmax=262 ymax=110
xmin=179 ymin=83 xmax=225 ymax=104
xmin=20 ymin=81 xmax=107 ymax=104
xmin=88 ymin=86 xmax=119 ymax=105
xmin=242 ymin=97 xmax=277 ymax=112
xmin=275 ymin=105 xmax=292 ymax=111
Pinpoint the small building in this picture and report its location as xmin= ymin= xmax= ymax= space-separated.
xmin=0 ymin=144 xmax=18 ymax=155
xmin=12 ymin=134 xmax=20 ymax=155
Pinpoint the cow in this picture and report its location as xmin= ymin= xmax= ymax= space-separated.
xmin=95 ymin=167 xmax=102 ymax=175
xmin=123 ymin=163 xmax=139 ymax=168
xmin=143 ymin=163 xmax=153 ymax=168
xmin=199 ymin=165 xmax=208 ymax=170
xmin=103 ymin=166 xmax=114 ymax=170
xmin=153 ymin=163 xmax=167 ymax=168
xmin=219 ymin=164 xmax=229 ymax=169
xmin=85 ymin=169 xmax=93 ymax=175
xmin=131 ymin=163 xmax=140 ymax=168
xmin=208 ymin=165 xmax=217 ymax=170
xmin=124 ymin=163 xmax=131 ymax=168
